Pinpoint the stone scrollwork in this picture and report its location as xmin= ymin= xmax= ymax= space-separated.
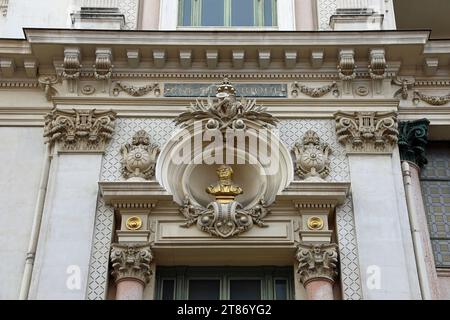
xmin=174 ymin=78 xmax=278 ymax=130
xmin=61 ymin=48 xmax=81 ymax=80
xmin=398 ymin=119 xmax=430 ymax=168
xmin=292 ymin=130 xmax=331 ymax=181
xmin=291 ymin=81 xmax=339 ymax=98
xmin=337 ymin=49 xmax=356 ymax=81
xmin=392 ymin=77 xmax=415 ymax=100
xmin=44 ymin=108 xmax=116 ymax=152
xmin=296 ymin=243 xmax=339 ymax=285
xmin=120 ymin=130 xmax=160 ymax=180
xmin=112 ymin=82 xmax=160 ymax=97
xmin=38 ymin=75 xmax=59 ymax=101
xmin=110 ymin=243 xmax=153 ymax=284
xmin=94 ymin=49 xmax=113 ymax=80
xmin=368 ymin=49 xmax=387 ymax=80
xmin=334 ymin=111 xmax=399 ymax=153
xmin=413 ymin=90 xmax=450 ymax=106
xmin=179 ymin=165 xmax=270 ymax=238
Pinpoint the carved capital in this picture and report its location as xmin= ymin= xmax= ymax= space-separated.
xmin=61 ymin=48 xmax=82 ymax=80
xmin=121 ymin=130 xmax=160 ymax=181
xmin=334 ymin=111 xmax=399 ymax=154
xmin=398 ymin=119 xmax=430 ymax=168
xmin=110 ymin=243 xmax=153 ymax=285
xmin=94 ymin=48 xmax=113 ymax=80
xmin=292 ymin=130 xmax=331 ymax=181
xmin=296 ymin=243 xmax=339 ymax=285
xmin=43 ymin=108 xmax=116 ymax=152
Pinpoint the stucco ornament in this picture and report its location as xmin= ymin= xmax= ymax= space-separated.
xmin=292 ymin=130 xmax=331 ymax=181
xmin=174 ymin=78 xmax=278 ymax=130
xmin=121 ymin=130 xmax=160 ymax=181
xmin=110 ymin=243 xmax=153 ymax=284
xmin=44 ymin=108 xmax=116 ymax=152
xmin=180 ymin=165 xmax=270 ymax=238
xmin=296 ymin=243 xmax=339 ymax=285
xmin=334 ymin=111 xmax=399 ymax=153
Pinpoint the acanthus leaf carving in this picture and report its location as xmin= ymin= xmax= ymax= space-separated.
xmin=296 ymin=243 xmax=339 ymax=285
xmin=292 ymin=130 xmax=331 ymax=181
xmin=334 ymin=111 xmax=399 ymax=153
xmin=291 ymin=81 xmax=339 ymax=98
xmin=43 ymin=108 xmax=116 ymax=152
xmin=398 ymin=118 xmax=430 ymax=168
xmin=110 ymin=243 xmax=153 ymax=284
xmin=113 ymin=81 xmax=160 ymax=97
xmin=120 ymin=130 xmax=160 ymax=181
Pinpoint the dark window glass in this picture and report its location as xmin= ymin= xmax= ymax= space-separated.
xmin=274 ymin=279 xmax=287 ymax=300
xmin=231 ymin=0 xmax=254 ymax=26
xmin=229 ymin=280 xmax=261 ymax=300
xmin=162 ymin=279 xmax=175 ymax=300
xmin=181 ymin=0 xmax=192 ymax=26
xmin=202 ymin=0 xmax=224 ymax=26
xmin=188 ymin=280 xmax=221 ymax=300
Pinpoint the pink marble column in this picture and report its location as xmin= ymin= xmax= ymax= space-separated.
xmin=116 ymin=279 xmax=145 ymax=300
xmin=110 ymin=243 xmax=153 ymax=300
xmin=304 ymin=279 xmax=334 ymax=300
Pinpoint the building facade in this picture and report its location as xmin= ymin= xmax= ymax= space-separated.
xmin=0 ymin=0 xmax=449 ymax=300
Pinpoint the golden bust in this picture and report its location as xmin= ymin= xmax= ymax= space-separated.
xmin=206 ymin=165 xmax=243 ymax=203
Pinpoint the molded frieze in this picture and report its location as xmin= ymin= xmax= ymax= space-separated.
xmin=44 ymin=108 xmax=116 ymax=152
xmin=334 ymin=111 xmax=399 ymax=154
xmin=296 ymin=243 xmax=339 ymax=285
xmin=398 ymin=119 xmax=430 ymax=168
xmin=110 ymin=243 xmax=153 ymax=284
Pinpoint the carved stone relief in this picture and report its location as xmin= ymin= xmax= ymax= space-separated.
xmin=296 ymin=243 xmax=339 ymax=285
xmin=110 ymin=243 xmax=153 ymax=284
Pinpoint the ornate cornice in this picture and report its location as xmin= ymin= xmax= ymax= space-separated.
xmin=398 ymin=119 xmax=430 ymax=168
xmin=110 ymin=243 xmax=153 ymax=284
xmin=334 ymin=111 xmax=399 ymax=154
xmin=43 ymin=108 xmax=116 ymax=152
xmin=296 ymin=243 xmax=339 ymax=285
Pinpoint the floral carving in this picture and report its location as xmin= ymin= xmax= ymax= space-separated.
xmin=398 ymin=119 xmax=430 ymax=168
xmin=43 ymin=108 xmax=116 ymax=152
xmin=113 ymin=82 xmax=160 ymax=97
xmin=174 ymin=78 xmax=278 ymax=130
xmin=334 ymin=111 xmax=399 ymax=153
xmin=292 ymin=130 xmax=331 ymax=181
xmin=110 ymin=243 xmax=153 ymax=284
xmin=120 ymin=130 xmax=160 ymax=180
xmin=413 ymin=90 xmax=450 ymax=106
xmin=291 ymin=81 xmax=339 ymax=98
xmin=296 ymin=243 xmax=339 ymax=285
xmin=38 ymin=75 xmax=59 ymax=101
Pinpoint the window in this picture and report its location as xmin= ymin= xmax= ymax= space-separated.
xmin=178 ymin=0 xmax=277 ymax=27
xmin=421 ymin=142 xmax=450 ymax=268
xmin=156 ymin=266 xmax=294 ymax=300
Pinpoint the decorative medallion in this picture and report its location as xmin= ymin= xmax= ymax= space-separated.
xmin=292 ymin=130 xmax=331 ymax=181
xmin=307 ymin=217 xmax=324 ymax=230
xmin=121 ymin=130 xmax=160 ymax=181
xmin=180 ymin=165 xmax=270 ymax=238
xmin=126 ymin=216 xmax=143 ymax=230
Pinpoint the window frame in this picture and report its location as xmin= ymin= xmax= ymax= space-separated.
xmin=155 ymin=266 xmax=294 ymax=300
xmin=177 ymin=0 xmax=278 ymax=29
